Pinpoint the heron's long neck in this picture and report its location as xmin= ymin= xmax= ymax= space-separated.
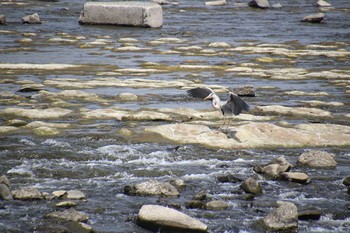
xmin=211 ymin=94 xmax=221 ymax=111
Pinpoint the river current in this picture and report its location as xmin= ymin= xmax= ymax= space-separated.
xmin=0 ymin=0 xmax=350 ymax=232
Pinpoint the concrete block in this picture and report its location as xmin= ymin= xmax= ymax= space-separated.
xmin=78 ymin=2 xmax=162 ymax=28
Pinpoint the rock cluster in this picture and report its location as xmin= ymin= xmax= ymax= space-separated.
xmin=0 ymin=175 xmax=93 ymax=231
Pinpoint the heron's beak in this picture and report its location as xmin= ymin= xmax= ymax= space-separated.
xmin=203 ymin=96 xmax=210 ymax=100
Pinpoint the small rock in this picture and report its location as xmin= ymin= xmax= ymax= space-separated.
xmin=205 ymin=0 xmax=227 ymax=6
xmin=56 ymin=201 xmax=78 ymax=208
xmin=233 ymin=3 xmax=249 ymax=8
xmin=169 ymin=179 xmax=186 ymax=191
xmin=206 ymin=200 xmax=228 ymax=210
xmin=261 ymin=201 xmax=298 ymax=232
xmin=22 ymin=13 xmax=42 ymax=24
xmin=46 ymin=208 xmax=88 ymax=222
xmin=301 ymin=13 xmax=325 ymax=23
xmin=193 ymin=190 xmax=209 ymax=201
xmin=343 ymin=176 xmax=350 ymax=186
xmin=66 ymin=190 xmax=86 ymax=200
xmin=281 ymin=172 xmax=310 ymax=184
xmin=231 ymin=85 xmax=256 ymax=97
xmin=0 ymin=184 xmax=13 ymax=200
xmin=272 ymin=3 xmax=283 ymax=8
xmin=152 ymin=0 xmax=169 ymax=5
xmin=33 ymin=126 xmax=60 ymax=136
xmin=52 ymin=190 xmax=67 ymax=198
xmin=186 ymin=200 xmax=205 ymax=209
xmin=137 ymin=204 xmax=208 ymax=232
xmin=248 ymin=0 xmax=271 ymax=9
xmin=124 ymin=180 xmax=179 ymax=197
xmin=298 ymin=150 xmax=337 ymax=168
xmin=241 ymin=178 xmax=262 ymax=195
xmin=261 ymin=164 xmax=290 ymax=180
xmin=0 ymin=15 xmax=6 ymax=25
xmin=316 ymin=0 xmax=331 ymax=7
xmin=0 ymin=175 xmax=11 ymax=188
xmin=118 ymin=93 xmax=138 ymax=101
xmin=12 ymin=187 xmax=42 ymax=200
xmin=208 ymin=42 xmax=231 ymax=48
xmin=298 ymin=207 xmax=321 ymax=221
xmin=217 ymin=174 xmax=242 ymax=183
xmin=6 ymin=119 xmax=27 ymax=127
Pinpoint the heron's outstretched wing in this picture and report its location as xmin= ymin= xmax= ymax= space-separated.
xmin=187 ymin=87 xmax=214 ymax=100
xmin=221 ymin=92 xmax=250 ymax=115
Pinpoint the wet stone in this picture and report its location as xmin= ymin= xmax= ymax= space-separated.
xmin=0 ymin=184 xmax=13 ymax=200
xmin=56 ymin=201 xmax=78 ymax=208
xmin=46 ymin=208 xmax=88 ymax=222
xmin=343 ymin=176 xmax=350 ymax=186
xmin=217 ymin=174 xmax=242 ymax=183
xmin=205 ymin=0 xmax=227 ymax=6
xmin=317 ymin=0 xmax=331 ymax=7
xmin=248 ymin=0 xmax=271 ymax=9
xmin=298 ymin=150 xmax=337 ymax=168
xmin=186 ymin=200 xmax=205 ymax=209
xmin=0 ymin=175 xmax=11 ymax=188
xmin=22 ymin=13 xmax=42 ymax=24
xmin=52 ymin=190 xmax=67 ymax=198
xmin=205 ymin=200 xmax=228 ymax=210
xmin=280 ymin=172 xmax=310 ymax=184
xmin=241 ymin=178 xmax=262 ymax=195
xmin=301 ymin=13 xmax=325 ymax=23
xmin=298 ymin=207 xmax=321 ymax=221
xmin=0 ymin=15 xmax=6 ymax=25
xmin=261 ymin=201 xmax=298 ymax=232
xmin=231 ymin=85 xmax=256 ymax=97
xmin=137 ymin=204 xmax=208 ymax=232
xmin=124 ymin=180 xmax=179 ymax=197
xmin=66 ymin=190 xmax=86 ymax=200
xmin=12 ymin=187 xmax=42 ymax=200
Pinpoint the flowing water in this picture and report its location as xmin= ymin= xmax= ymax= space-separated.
xmin=0 ymin=0 xmax=350 ymax=232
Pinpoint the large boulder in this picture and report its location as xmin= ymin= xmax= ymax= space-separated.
xmin=0 ymin=184 xmax=13 ymax=200
xmin=124 ymin=180 xmax=179 ymax=197
xmin=298 ymin=150 xmax=337 ymax=168
xmin=138 ymin=205 xmax=208 ymax=232
xmin=79 ymin=2 xmax=163 ymax=28
xmin=261 ymin=201 xmax=298 ymax=232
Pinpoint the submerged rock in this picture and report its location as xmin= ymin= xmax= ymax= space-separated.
xmin=12 ymin=187 xmax=42 ymax=200
xmin=0 ymin=126 xmax=18 ymax=134
xmin=241 ymin=178 xmax=262 ymax=195
xmin=118 ymin=92 xmax=138 ymax=101
xmin=206 ymin=200 xmax=228 ymax=210
xmin=298 ymin=150 xmax=337 ymax=168
xmin=137 ymin=204 xmax=208 ymax=232
xmin=124 ymin=180 xmax=179 ymax=197
xmin=33 ymin=126 xmax=60 ymax=136
xmin=298 ymin=207 xmax=321 ymax=221
xmin=22 ymin=13 xmax=42 ymax=24
xmin=301 ymin=13 xmax=325 ymax=23
xmin=46 ymin=208 xmax=88 ymax=222
xmin=261 ymin=201 xmax=298 ymax=232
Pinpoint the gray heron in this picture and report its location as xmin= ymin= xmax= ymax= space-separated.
xmin=187 ymin=87 xmax=250 ymax=116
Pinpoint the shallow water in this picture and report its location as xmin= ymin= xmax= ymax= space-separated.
xmin=1 ymin=0 xmax=350 ymax=232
